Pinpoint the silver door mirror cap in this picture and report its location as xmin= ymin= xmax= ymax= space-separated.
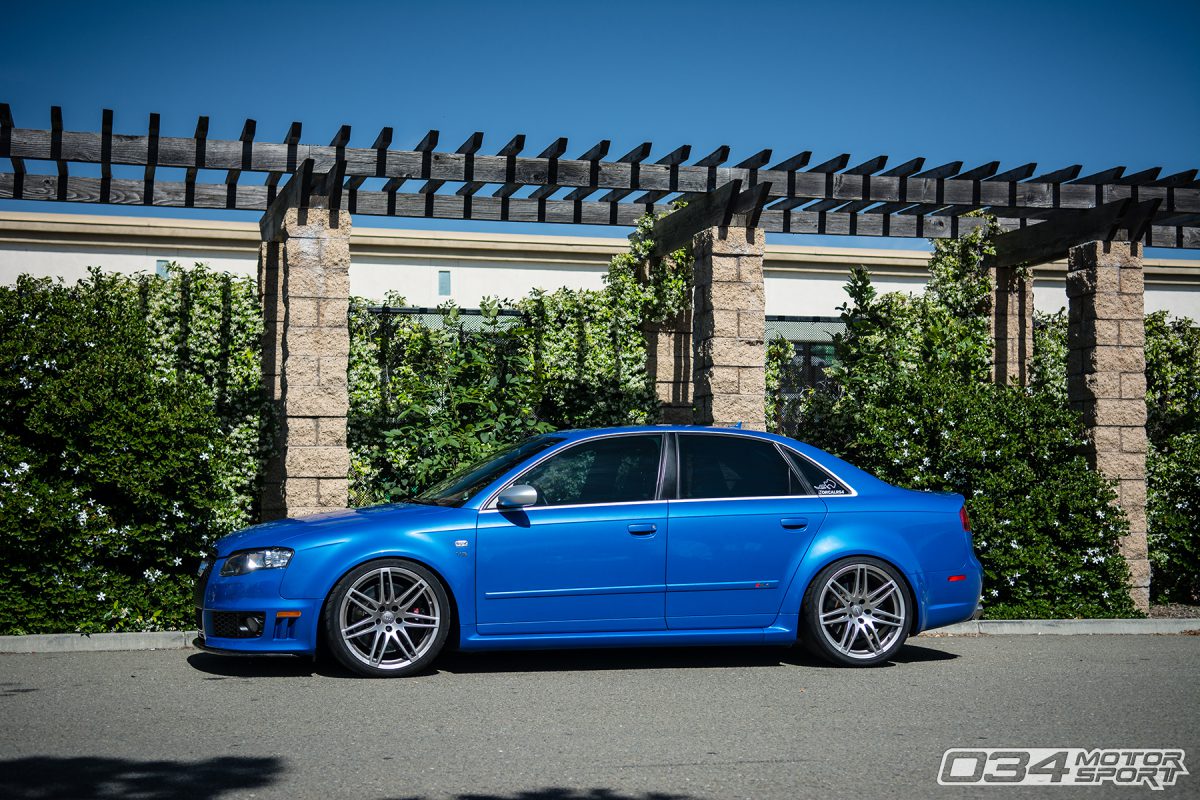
xmin=496 ymin=484 xmax=538 ymax=509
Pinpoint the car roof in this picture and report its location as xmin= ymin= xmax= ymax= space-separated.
xmin=551 ymin=425 xmax=789 ymax=443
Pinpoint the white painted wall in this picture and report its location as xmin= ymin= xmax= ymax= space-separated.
xmin=1 ymin=212 xmax=1198 ymax=321
xmin=351 ymin=257 xmax=606 ymax=306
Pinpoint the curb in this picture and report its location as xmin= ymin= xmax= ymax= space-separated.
xmin=920 ymin=618 xmax=1200 ymax=636
xmin=2 ymin=619 xmax=1199 ymax=653
xmin=0 ymin=630 xmax=199 ymax=654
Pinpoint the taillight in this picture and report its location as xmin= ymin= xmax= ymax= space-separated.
xmin=959 ymin=505 xmax=972 ymax=532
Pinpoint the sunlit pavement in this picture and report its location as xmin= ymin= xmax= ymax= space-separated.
xmin=1 ymin=635 xmax=1197 ymax=800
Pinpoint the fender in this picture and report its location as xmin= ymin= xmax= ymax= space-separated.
xmin=771 ymin=509 xmax=950 ymax=636
xmin=277 ymin=508 xmax=479 ymax=632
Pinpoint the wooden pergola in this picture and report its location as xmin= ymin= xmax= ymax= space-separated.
xmin=3 ymin=103 xmax=1190 ymax=611
xmin=1 ymin=105 xmax=1196 ymax=254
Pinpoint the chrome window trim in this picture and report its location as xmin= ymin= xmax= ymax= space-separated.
xmin=479 ymin=499 xmax=666 ymax=514
xmin=480 ymin=430 xmax=666 ymax=511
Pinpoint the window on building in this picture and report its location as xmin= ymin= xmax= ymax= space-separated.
xmin=155 ymin=259 xmax=170 ymax=278
xmin=678 ymin=434 xmax=807 ymax=499
xmin=437 ymin=270 xmax=451 ymax=296
xmin=778 ymin=341 xmax=835 ymax=394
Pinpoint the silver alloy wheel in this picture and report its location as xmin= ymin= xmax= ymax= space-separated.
xmin=337 ymin=566 xmax=442 ymax=671
xmin=816 ymin=563 xmax=907 ymax=660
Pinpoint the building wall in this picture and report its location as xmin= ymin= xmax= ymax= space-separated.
xmin=1 ymin=212 xmax=1198 ymax=319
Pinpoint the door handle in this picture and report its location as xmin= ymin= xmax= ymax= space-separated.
xmin=780 ymin=517 xmax=808 ymax=530
xmin=627 ymin=523 xmax=657 ymax=535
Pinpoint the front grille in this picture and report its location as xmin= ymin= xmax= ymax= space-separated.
xmin=210 ymin=611 xmax=265 ymax=639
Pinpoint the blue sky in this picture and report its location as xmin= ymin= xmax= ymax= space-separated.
xmin=2 ymin=0 xmax=1198 ymax=255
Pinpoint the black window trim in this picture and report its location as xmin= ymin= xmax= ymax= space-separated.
xmin=670 ymin=431 xmax=858 ymax=501
xmin=777 ymin=444 xmax=858 ymax=498
xmin=673 ymin=430 xmax=811 ymax=502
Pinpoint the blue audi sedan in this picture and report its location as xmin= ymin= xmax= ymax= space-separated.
xmin=194 ymin=426 xmax=983 ymax=677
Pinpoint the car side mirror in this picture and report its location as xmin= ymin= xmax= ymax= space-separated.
xmin=496 ymin=484 xmax=538 ymax=509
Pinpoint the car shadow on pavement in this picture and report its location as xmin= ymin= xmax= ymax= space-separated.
xmin=0 ymin=755 xmax=282 ymax=799
xmin=380 ymin=791 xmax=699 ymax=800
xmin=184 ymin=642 xmax=957 ymax=680
xmin=437 ymin=642 xmax=958 ymax=674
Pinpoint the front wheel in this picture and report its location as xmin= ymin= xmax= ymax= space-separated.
xmin=800 ymin=557 xmax=911 ymax=666
xmin=322 ymin=559 xmax=451 ymax=678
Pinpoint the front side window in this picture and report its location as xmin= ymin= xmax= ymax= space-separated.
xmin=517 ymin=435 xmax=663 ymax=507
xmin=678 ymin=434 xmax=807 ymax=499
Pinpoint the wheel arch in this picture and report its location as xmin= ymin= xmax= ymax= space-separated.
xmin=777 ymin=540 xmax=928 ymax=637
xmin=315 ymin=553 xmax=462 ymax=656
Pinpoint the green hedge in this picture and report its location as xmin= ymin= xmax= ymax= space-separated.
xmin=0 ymin=269 xmax=264 ymax=634
xmin=1027 ymin=309 xmax=1200 ymax=604
xmin=5 ymin=221 xmax=1198 ymax=632
xmin=773 ymin=227 xmax=1137 ymax=618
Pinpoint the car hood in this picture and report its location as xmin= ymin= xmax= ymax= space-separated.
xmin=213 ymin=503 xmax=465 ymax=557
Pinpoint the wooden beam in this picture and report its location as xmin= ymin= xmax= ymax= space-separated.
xmin=50 ymin=107 xmax=67 ymax=200
xmin=4 ymin=169 xmax=1195 ymax=248
xmin=596 ymin=142 xmax=654 ymax=203
xmin=527 ymin=138 xmax=570 ymax=201
xmin=769 ymin=151 xmax=811 ymax=172
xmin=989 ymin=198 xmax=1159 ymax=268
xmin=651 ymin=180 xmax=745 ymax=256
xmin=259 ymin=158 xmax=314 ymax=242
xmin=1031 ymin=165 xmax=1081 ymax=183
xmin=3 ymin=123 xmax=1196 ymax=217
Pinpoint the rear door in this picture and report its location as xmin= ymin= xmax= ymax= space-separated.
xmin=666 ymin=433 xmax=826 ymax=629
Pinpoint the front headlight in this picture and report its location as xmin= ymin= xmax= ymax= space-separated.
xmin=220 ymin=547 xmax=294 ymax=576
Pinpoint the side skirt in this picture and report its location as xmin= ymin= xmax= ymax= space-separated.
xmin=458 ymin=625 xmax=796 ymax=651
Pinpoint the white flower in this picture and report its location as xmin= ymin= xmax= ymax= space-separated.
xmin=990 ymin=589 xmax=999 ymax=597
xmin=172 ymin=557 xmax=182 ymax=566
xmin=1101 ymin=591 xmax=1109 ymax=599
xmin=1010 ymin=540 xmax=1019 ymax=549
xmin=96 ymin=592 xmax=106 ymax=601
xmin=1072 ymin=573 xmax=1082 ymax=582
xmin=15 ymin=462 xmax=29 ymax=474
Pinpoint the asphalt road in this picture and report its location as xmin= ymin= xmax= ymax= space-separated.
xmin=1 ymin=635 xmax=1197 ymax=800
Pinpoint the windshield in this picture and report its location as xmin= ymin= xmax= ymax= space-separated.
xmin=413 ymin=436 xmax=563 ymax=507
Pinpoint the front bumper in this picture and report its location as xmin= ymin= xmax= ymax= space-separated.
xmin=194 ymin=559 xmax=320 ymax=655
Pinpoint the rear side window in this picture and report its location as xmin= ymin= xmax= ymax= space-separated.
xmin=678 ymin=434 xmax=807 ymax=499
xmin=518 ymin=435 xmax=663 ymax=506
xmin=787 ymin=451 xmax=850 ymax=496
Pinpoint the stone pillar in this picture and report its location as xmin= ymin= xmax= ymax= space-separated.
xmin=1066 ymin=240 xmax=1150 ymax=612
xmin=643 ymin=310 xmax=693 ymax=424
xmin=259 ymin=206 xmax=352 ymax=520
xmin=989 ymin=263 xmax=1034 ymax=386
xmin=691 ymin=225 xmax=766 ymax=430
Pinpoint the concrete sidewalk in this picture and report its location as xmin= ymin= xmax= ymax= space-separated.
xmin=2 ymin=617 xmax=1198 ymax=654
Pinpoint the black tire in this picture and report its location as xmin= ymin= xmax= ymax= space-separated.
xmin=800 ymin=556 xmax=911 ymax=667
xmin=322 ymin=558 xmax=452 ymax=678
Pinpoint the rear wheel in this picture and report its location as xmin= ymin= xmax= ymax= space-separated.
xmin=801 ymin=557 xmax=910 ymax=666
xmin=323 ymin=559 xmax=451 ymax=678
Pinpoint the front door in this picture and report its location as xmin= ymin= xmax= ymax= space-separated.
xmin=476 ymin=434 xmax=668 ymax=635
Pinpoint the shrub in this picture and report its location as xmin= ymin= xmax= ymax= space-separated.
xmin=0 ymin=271 xmax=245 ymax=634
xmin=778 ymin=224 xmax=1137 ymax=618
xmin=1145 ymin=312 xmax=1200 ymax=602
